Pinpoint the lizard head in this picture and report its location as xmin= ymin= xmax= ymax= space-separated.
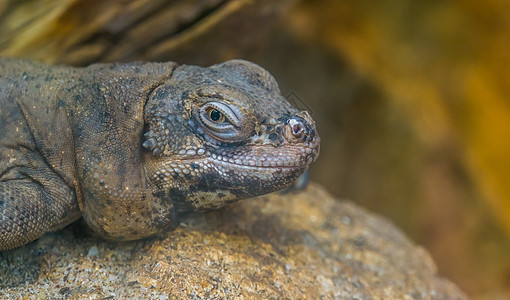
xmin=142 ymin=60 xmax=320 ymax=212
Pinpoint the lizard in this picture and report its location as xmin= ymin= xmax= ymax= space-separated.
xmin=0 ymin=57 xmax=320 ymax=251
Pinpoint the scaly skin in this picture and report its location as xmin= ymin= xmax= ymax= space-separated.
xmin=0 ymin=57 xmax=320 ymax=250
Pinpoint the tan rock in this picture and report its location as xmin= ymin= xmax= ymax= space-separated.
xmin=0 ymin=183 xmax=467 ymax=299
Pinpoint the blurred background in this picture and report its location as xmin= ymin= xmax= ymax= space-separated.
xmin=1 ymin=0 xmax=509 ymax=298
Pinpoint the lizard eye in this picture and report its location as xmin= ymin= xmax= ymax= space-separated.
xmin=197 ymin=101 xmax=249 ymax=142
xmin=206 ymin=107 xmax=227 ymax=123
xmin=199 ymin=102 xmax=239 ymax=128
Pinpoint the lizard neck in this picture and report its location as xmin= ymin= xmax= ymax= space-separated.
xmin=71 ymin=61 xmax=180 ymax=240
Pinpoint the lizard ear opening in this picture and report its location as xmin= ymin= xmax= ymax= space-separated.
xmin=141 ymin=111 xmax=169 ymax=156
xmin=142 ymin=85 xmax=185 ymax=156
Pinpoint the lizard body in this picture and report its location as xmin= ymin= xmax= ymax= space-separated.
xmin=0 ymin=57 xmax=319 ymax=250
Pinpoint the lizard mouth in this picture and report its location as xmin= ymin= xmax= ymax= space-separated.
xmin=150 ymin=140 xmax=319 ymax=182
xmin=211 ymin=159 xmax=304 ymax=170
xmin=206 ymin=142 xmax=319 ymax=170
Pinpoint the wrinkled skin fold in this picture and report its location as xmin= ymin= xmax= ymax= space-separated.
xmin=0 ymin=57 xmax=320 ymax=250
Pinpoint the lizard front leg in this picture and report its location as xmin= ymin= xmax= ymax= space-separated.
xmin=0 ymin=165 xmax=79 ymax=251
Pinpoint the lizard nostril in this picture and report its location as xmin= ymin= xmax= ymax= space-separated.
xmin=292 ymin=123 xmax=304 ymax=138
xmin=285 ymin=116 xmax=312 ymax=142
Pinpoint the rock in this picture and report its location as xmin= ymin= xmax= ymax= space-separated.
xmin=0 ymin=183 xmax=467 ymax=299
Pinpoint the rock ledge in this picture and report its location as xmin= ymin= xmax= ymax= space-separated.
xmin=0 ymin=183 xmax=467 ymax=299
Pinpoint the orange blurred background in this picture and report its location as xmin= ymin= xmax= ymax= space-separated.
xmin=250 ymin=1 xmax=510 ymax=298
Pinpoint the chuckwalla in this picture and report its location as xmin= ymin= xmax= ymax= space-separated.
xmin=0 ymin=57 xmax=320 ymax=250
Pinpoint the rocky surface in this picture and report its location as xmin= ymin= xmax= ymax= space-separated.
xmin=0 ymin=183 xmax=467 ymax=299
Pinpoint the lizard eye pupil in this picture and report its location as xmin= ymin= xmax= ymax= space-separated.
xmin=208 ymin=108 xmax=225 ymax=122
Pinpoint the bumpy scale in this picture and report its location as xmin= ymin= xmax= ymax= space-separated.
xmin=0 ymin=57 xmax=320 ymax=250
